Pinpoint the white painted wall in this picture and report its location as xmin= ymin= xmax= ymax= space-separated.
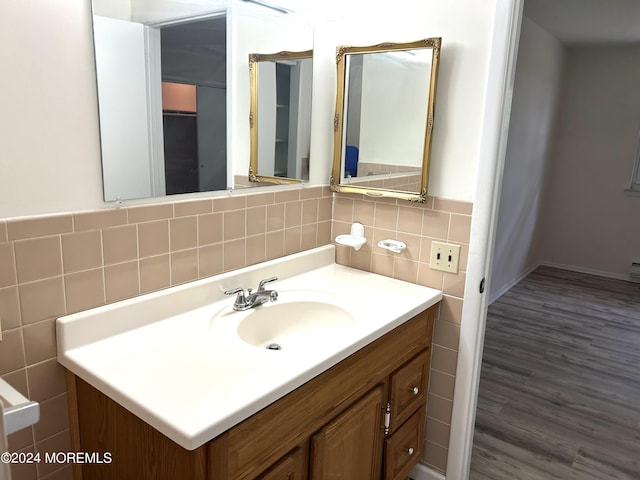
xmin=0 ymin=0 xmax=493 ymax=218
xmin=537 ymin=45 xmax=640 ymax=279
xmin=489 ymin=17 xmax=564 ymax=302
xmin=0 ymin=0 xmax=105 ymax=218
xmin=317 ymin=0 xmax=496 ymax=202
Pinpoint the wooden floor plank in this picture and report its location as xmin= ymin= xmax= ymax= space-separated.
xmin=470 ymin=267 xmax=640 ymax=480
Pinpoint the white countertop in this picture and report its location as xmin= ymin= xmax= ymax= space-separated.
xmin=57 ymin=245 xmax=441 ymax=450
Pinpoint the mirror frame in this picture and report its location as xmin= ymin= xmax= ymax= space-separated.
xmin=248 ymin=49 xmax=313 ymax=185
xmin=330 ymin=38 xmax=441 ymax=203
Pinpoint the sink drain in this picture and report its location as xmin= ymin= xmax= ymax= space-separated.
xmin=266 ymin=343 xmax=282 ymax=351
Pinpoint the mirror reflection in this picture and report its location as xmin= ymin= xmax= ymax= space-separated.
xmin=92 ymin=0 xmax=313 ymax=202
xmin=248 ymin=51 xmax=313 ymax=185
xmin=331 ymin=39 xmax=441 ymax=202
xmin=161 ymin=17 xmax=228 ymax=196
xmin=93 ymin=7 xmax=227 ymax=201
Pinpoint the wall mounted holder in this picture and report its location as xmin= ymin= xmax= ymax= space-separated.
xmin=377 ymin=239 xmax=406 ymax=254
xmin=336 ymin=222 xmax=367 ymax=251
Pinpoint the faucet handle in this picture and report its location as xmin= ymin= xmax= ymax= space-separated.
xmin=257 ymin=276 xmax=278 ymax=291
xmin=224 ymin=287 xmax=244 ymax=296
xmin=224 ymin=287 xmax=246 ymax=305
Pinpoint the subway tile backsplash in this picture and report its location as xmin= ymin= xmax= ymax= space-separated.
xmin=0 ymin=186 xmax=470 ymax=479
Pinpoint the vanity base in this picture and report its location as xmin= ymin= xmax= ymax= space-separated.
xmin=67 ymin=305 xmax=436 ymax=480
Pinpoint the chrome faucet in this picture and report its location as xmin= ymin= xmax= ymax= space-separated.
xmin=224 ymin=276 xmax=278 ymax=311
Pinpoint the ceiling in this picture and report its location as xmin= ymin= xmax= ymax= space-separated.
xmin=524 ymin=0 xmax=640 ymax=45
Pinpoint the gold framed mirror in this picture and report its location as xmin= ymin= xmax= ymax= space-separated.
xmin=249 ymin=50 xmax=313 ymax=185
xmin=331 ymin=38 xmax=441 ymax=202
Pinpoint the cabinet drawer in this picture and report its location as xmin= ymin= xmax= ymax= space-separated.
xmin=389 ymin=348 xmax=430 ymax=432
xmin=383 ymin=405 xmax=425 ymax=480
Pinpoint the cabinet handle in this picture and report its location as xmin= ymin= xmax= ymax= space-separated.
xmin=407 ymin=447 xmax=414 ymax=455
xmin=410 ymin=386 xmax=419 ymax=395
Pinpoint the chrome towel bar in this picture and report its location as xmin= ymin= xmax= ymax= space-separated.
xmin=0 ymin=378 xmax=39 ymax=436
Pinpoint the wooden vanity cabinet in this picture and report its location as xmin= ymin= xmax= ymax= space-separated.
xmin=67 ymin=305 xmax=436 ymax=480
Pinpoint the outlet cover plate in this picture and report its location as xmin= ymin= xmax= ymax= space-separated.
xmin=429 ymin=241 xmax=461 ymax=274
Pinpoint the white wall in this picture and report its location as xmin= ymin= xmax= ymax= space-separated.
xmin=317 ymin=0 xmax=497 ymax=202
xmin=489 ymin=17 xmax=564 ymax=301
xmin=0 ymin=0 xmax=105 ymax=218
xmin=0 ymin=0 xmax=494 ymax=219
xmin=537 ymin=45 xmax=640 ymax=279
xmin=0 ymin=1 xmax=315 ymax=219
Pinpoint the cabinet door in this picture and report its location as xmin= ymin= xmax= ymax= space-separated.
xmin=257 ymin=447 xmax=305 ymax=480
xmin=310 ymin=385 xmax=385 ymax=480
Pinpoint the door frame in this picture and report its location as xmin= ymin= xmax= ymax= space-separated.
xmin=446 ymin=0 xmax=524 ymax=478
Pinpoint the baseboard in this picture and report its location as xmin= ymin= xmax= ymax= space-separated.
xmin=540 ymin=261 xmax=640 ymax=283
xmin=488 ymin=262 xmax=540 ymax=305
xmin=489 ymin=260 xmax=640 ymax=305
xmin=409 ymin=462 xmax=446 ymax=480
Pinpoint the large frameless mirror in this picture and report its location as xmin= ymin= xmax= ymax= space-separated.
xmin=91 ymin=0 xmax=313 ymax=202
xmin=331 ymin=38 xmax=441 ymax=202
xmin=248 ymin=50 xmax=313 ymax=185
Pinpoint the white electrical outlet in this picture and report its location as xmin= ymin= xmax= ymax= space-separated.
xmin=429 ymin=241 xmax=461 ymax=274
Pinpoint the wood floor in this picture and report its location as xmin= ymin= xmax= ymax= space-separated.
xmin=470 ymin=266 xmax=640 ymax=480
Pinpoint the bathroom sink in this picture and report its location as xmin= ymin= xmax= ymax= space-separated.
xmin=57 ymin=245 xmax=442 ymax=449
xmin=236 ymin=300 xmax=355 ymax=351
